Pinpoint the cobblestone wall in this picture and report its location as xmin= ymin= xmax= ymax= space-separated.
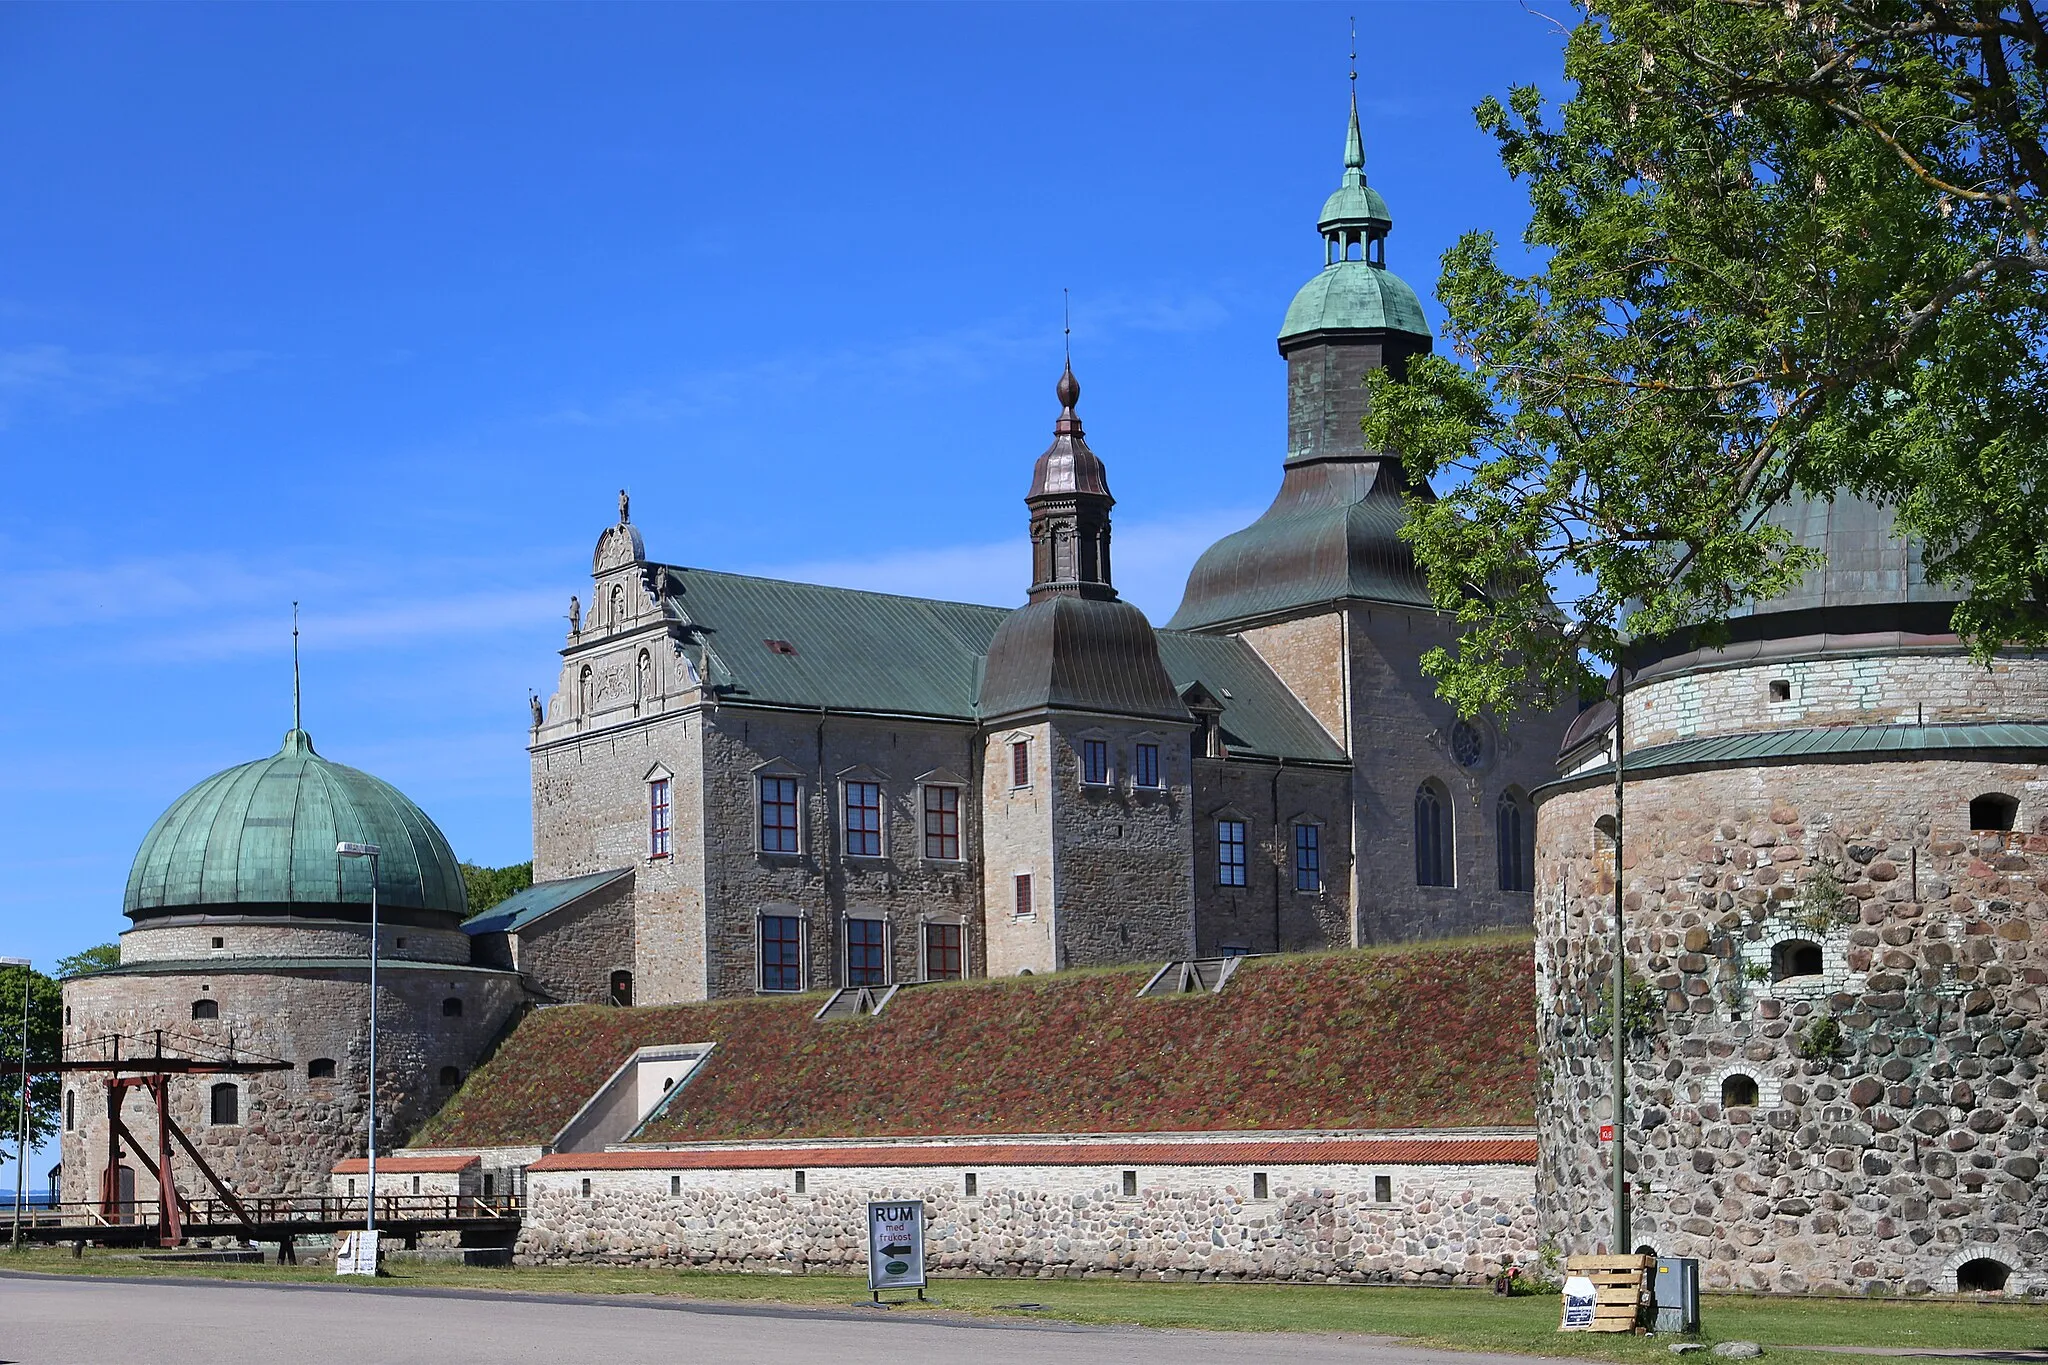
xmin=517 ymin=1158 xmax=1538 ymax=1283
xmin=1535 ymin=758 xmax=2048 ymax=1295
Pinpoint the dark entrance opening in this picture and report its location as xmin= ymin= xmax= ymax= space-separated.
xmin=1956 ymin=1258 xmax=2011 ymax=1293
xmin=1772 ymin=939 xmax=1823 ymax=981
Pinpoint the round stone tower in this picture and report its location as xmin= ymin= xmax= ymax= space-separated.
xmin=1534 ymin=497 xmax=2048 ymax=1295
xmin=61 ymin=726 xmax=529 ymax=1204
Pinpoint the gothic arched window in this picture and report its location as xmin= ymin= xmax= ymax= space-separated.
xmin=1415 ymin=781 xmax=1452 ymax=887
xmin=1496 ymin=790 xmax=1533 ymax=893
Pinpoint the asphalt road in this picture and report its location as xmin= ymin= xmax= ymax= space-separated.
xmin=0 ymin=1273 xmax=1593 ymax=1365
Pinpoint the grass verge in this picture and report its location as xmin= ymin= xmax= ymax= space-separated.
xmin=2 ymin=1248 xmax=2042 ymax=1361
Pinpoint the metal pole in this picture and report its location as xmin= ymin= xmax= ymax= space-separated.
xmin=13 ymin=961 xmax=28 ymax=1250
xmin=1610 ymin=669 xmax=1628 ymax=1253
xmin=367 ymin=850 xmax=379 ymax=1263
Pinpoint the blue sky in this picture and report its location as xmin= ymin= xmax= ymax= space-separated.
xmin=0 ymin=2 xmax=1571 ymax=978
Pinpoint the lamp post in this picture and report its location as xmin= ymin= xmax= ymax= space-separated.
xmin=335 ymin=843 xmax=380 ymax=1272
xmin=2 ymin=956 xmax=31 ymax=1252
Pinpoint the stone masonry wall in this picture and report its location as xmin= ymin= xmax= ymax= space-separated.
xmin=1624 ymin=653 xmax=2048 ymax=750
xmin=518 ymin=1159 xmax=1537 ymax=1283
xmin=61 ymin=956 xmax=527 ymax=1205
xmin=1191 ymin=757 xmax=1353 ymax=956
xmin=120 ymin=921 xmax=471 ymax=966
xmin=1048 ymin=716 xmax=1195 ymax=968
xmin=1535 ymin=758 xmax=2048 ymax=1295
xmin=983 ymin=722 xmax=1056 ymax=976
xmin=512 ymin=875 xmax=636 ymax=1005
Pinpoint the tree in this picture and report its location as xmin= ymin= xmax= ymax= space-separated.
xmin=461 ymin=862 xmax=533 ymax=916
xmin=1364 ymin=0 xmax=2048 ymax=714
xmin=56 ymin=944 xmax=118 ymax=977
xmin=0 ymin=964 xmax=62 ymax=1173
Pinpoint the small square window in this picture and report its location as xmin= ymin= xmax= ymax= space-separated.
xmin=1769 ymin=679 xmax=1791 ymax=702
xmin=1374 ymin=1174 xmax=1392 ymax=1203
xmin=924 ymin=922 xmax=963 ymax=981
xmin=1082 ymin=739 xmax=1109 ymax=785
xmin=923 ymin=785 xmax=961 ymax=860
xmin=1121 ymin=1169 xmax=1137 ymax=1197
xmin=964 ymin=1172 xmax=978 ymax=1197
xmin=1010 ymin=740 xmax=1031 ymax=788
xmin=210 ymin=936 xmax=224 ymax=950
xmin=1133 ymin=743 xmax=1160 ymax=789
xmin=649 ymin=777 xmax=672 ymax=858
xmin=1013 ymin=873 xmax=1033 ymax=919
xmin=1217 ymin=820 xmax=1247 ymax=887
xmin=1252 ymin=1172 xmax=1269 ymax=1200
xmin=844 ymin=781 xmax=882 ymax=858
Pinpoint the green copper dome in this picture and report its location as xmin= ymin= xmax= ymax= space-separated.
xmin=123 ymin=729 xmax=469 ymax=923
xmin=1280 ymin=260 xmax=1429 ymax=339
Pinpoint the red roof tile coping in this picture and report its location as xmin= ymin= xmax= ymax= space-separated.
xmin=331 ymin=1155 xmax=479 ymax=1175
xmin=530 ymin=1138 xmax=1536 ymax=1174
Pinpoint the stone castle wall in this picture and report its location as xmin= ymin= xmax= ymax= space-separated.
xmin=1047 ymin=715 xmax=1196 ymax=968
xmin=517 ymin=1154 xmax=1538 ymax=1283
xmin=1622 ymin=653 xmax=2048 ymax=751
xmin=120 ymin=921 xmax=471 ymax=966
xmin=509 ymin=875 xmax=637 ymax=1005
xmin=982 ymin=721 xmax=1055 ymax=976
xmin=1534 ymin=757 xmax=2048 ymax=1295
xmin=1190 ymin=755 xmax=1352 ymax=956
xmin=61 ymin=956 xmax=527 ymax=1204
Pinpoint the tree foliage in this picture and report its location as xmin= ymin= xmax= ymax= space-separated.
xmin=56 ymin=943 xmax=119 ymax=977
xmin=461 ymin=861 xmax=533 ymax=916
xmin=1364 ymin=0 xmax=2048 ymax=715
xmin=0 ymin=964 xmax=63 ymax=1171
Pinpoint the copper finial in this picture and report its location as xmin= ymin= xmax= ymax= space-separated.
xmin=1056 ymin=358 xmax=1080 ymax=413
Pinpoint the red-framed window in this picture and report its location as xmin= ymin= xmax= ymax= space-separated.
xmin=759 ymin=776 xmax=800 ymax=853
xmin=1013 ymin=873 xmax=1033 ymax=918
xmin=846 ymin=917 xmax=887 ymax=987
xmin=760 ymin=914 xmax=803 ymax=991
xmin=649 ymin=778 xmax=672 ymax=858
xmin=923 ymin=785 xmax=960 ymax=860
xmin=844 ymin=781 xmax=882 ymax=858
xmin=1010 ymin=740 xmax=1030 ymax=787
xmin=924 ymin=922 xmax=963 ymax=981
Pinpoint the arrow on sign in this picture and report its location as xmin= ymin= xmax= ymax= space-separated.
xmin=881 ymin=1243 xmax=914 ymax=1257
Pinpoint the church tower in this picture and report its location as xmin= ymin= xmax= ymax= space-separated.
xmin=978 ymin=363 xmax=1195 ymax=975
xmin=1168 ymin=90 xmax=1574 ymax=945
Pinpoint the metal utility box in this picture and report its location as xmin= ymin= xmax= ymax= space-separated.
xmin=1654 ymin=1257 xmax=1701 ymax=1334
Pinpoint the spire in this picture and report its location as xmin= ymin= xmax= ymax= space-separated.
xmin=1344 ymin=18 xmax=1363 ymax=178
xmin=292 ymin=601 xmax=301 ymax=733
xmin=1024 ymin=354 xmax=1116 ymax=603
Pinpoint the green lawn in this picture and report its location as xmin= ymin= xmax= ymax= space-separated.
xmin=3 ymin=1248 xmax=2042 ymax=1362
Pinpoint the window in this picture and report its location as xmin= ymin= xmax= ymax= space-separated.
xmin=924 ymin=922 xmax=963 ymax=981
xmin=964 ymin=1173 xmax=978 ymax=1197
xmin=307 ymin=1058 xmax=336 ymax=1080
xmin=759 ymin=776 xmax=800 ymax=853
xmin=1082 ymin=739 xmax=1110 ymax=785
xmin=760 ymin=915 xmax=803 ymax=992
xmin=210 ymin=936 xmax=224 ymax=949
xmin=649 ymin=778 xmax=672 ymax=857
xmin=794 ymin=1170 xmax=806 ymax=1194
xmin=1252 ymin=1172 xmax=1269 ymax=1200
xmin=1013 ymin=873 xmax=1033 ymax=919
xmin=1768 ymin=679 xmax=1791 ymax=702
xmin=1971 ymin=793 xmax=2019 ymax=831
xmin=1133 ymin=742 xmax=1160 ymax=789
xmin=348 ymin=1179 xmax=355 ymax=1198
xmin=1721 ymin=1074 xmax=1759 ymax=1108
xmin=1217 ymin=819 xmax=1247 ymax=887
xmin=1374 ymin=1174 xmax=1392 ymax=1203
xmin=411 ymin=1175 xmax=421 ymax=1195
xmin=846 ymin=918 xmax=887 ymax=987
xmin=1497 ymin=792 xmax=1534 ymax=893
xmin=669 ymin=1175 xmax=680 ymax=1197
xmin=922 ymin=785 xmax=960 ymax=860
xmin=1121 ymin=1170 xmax=1137 ymax=1197
xmin=209 ymin=1084 xmax=238 ymax=1127
xmin=1772 ymin=939 xmax=1823 ymax=981
xmin=191 ymin=999 xmax=217 ymax=1021
xmin=844 ymin=781 xmax=882 ymax=858
xmin=1293 ymin=823 xmax=1321 ymax=892
xmin=1010 ymin=740 xmax=1031 ymax=787
xmin=609 ymin=970 xmax=633 ymax=1007
xmin=441 ymin=997 xmax=463 ymax=1018
xmin=64 ymin=1090 xmax=73 ymax=1131
xmin=484 ymin=1173 xmax=496 ymax=1199
xmin=581 ymin=1178 xmax=592 ymax=1198
xmin=1449 ymin=719 xmax=1484 ymax=768
xmin=438 ymin=1066 xmax=461 ymax=1086
xmin=1957 ymin=1258 xmax=2012 ymax=1293
xmin=1415 ymin=782 xmax=1452 ymax=886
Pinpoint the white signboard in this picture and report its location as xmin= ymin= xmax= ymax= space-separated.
xmin=1560 ymin=1274 xmax=1597 ymax=1330
xmin=334 ymin=1229 xmax=379 ymax=1277
xmin=866 ymin=1200 xmax=926 ymax=1294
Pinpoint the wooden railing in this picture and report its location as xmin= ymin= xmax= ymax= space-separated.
xmin=16 ymin=1194 xmax=522 ymax=1230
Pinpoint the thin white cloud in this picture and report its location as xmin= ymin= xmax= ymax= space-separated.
xmin=0 ymin=344 xmax=265 ymax=425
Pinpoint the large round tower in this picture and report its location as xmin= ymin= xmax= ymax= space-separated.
xmin=1534 ymin=498 xmax=2048 ymax=1295
xmin=61 ymin=727 xmax=530 ymax=1204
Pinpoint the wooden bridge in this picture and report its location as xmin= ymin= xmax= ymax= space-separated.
xmin=10 ymin=1194 xmax=523 ymax=1260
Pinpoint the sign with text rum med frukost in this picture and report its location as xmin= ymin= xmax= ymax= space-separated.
xmin=866 ymin=1200 xmax=926 ymax=1292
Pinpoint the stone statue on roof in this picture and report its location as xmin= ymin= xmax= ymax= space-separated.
xmin=619 ymin=488 xmax=630 ymax=524
xmin=568 ymin=594 xmax=581 ymax=634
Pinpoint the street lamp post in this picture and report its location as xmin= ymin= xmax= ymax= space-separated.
xmin=2 ymin=956 xmax=31 ymax=1252
xmin=335 ymin=843 xmax=380 ymax=1273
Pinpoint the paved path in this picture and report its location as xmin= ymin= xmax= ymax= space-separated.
xmin=0 ymin=1272 xmax=1594 ymax=1365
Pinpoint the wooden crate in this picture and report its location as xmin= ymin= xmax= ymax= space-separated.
xmin=1560 ymin=1254 xmax=1653 ymax=1333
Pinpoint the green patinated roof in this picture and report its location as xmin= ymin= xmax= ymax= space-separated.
xmin=462 ymin=868 xmax=632 ymax=936
xmin=124 ymin=729 xmax=468 ymax=919
xmin=1542 ymin=723 xmax=2048 ymax=795
xmin=1280 ymin=260 xmax=1428 ymax=340
xmin=651 ymin=566 xmax=1344 ymax=763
